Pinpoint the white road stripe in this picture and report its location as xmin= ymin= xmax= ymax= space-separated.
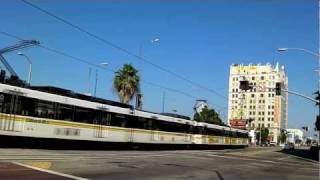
xmin=207 ymin=154 xmax=319 ymax=168
xmin=13 ymin=162 xmax=89 ymax=180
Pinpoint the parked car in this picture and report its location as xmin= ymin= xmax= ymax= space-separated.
xmin=283 ymin=143 xmax=294 ymax=150
xmin=270 ymin=142 xmax=276 ymax=147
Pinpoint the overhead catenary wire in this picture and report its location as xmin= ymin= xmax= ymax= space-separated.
xmin=20 ymin=0 xmax=227 ymax=100
xmin=0 ymin=31 xmax=203 ymax=100
xmin=0 ymin=30 xmax=227 ymax=118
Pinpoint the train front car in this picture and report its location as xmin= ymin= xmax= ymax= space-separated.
xmin=192 ymin=122 xmax=249 ymax=149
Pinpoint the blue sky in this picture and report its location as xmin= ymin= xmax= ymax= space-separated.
xmin=0 ymin=0 xmax=318 ymax=135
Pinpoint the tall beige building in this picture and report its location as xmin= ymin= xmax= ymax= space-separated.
xmin=228 ymin=63 xmax=288 ymax=143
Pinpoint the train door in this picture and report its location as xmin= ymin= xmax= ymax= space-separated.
xmin=126 ymin=116 xmax=134 ymax=143
xmin=0 ymin=93 xmax=20 ymax=131
xmin=184 ymin=124 xmax=191 ymax=142
xmin=94 ymin=111 xmax=107 ymax=138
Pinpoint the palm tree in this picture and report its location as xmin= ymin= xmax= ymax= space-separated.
xmin=113 ymin=64 xmax=140 ymax=104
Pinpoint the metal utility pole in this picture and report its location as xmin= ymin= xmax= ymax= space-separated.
xmin=162 ymin=91 xmax=166 ymax=113
xmin=94 ymin=69 xmax=98 ymax=97
xmin=318 ymin=0 xmax=320 ymax=144
xmin=259 ymin=128 xmax=262 ymax=145
xmin=17 ymin=52 xmax=32 ymax=84
xmin=87 ymin=67 xmax=92 ymax=95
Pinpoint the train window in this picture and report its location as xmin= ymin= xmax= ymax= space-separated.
xmin=75 ymin=107 xmax=95 ymax=124
xmin=1 ymin=93 xmax=14 ymax=114
xmin=110 ymin=113 xmax=127 ymax=127
xmin=34 ymin=100 xmax=56 ymax=119
xmin=194 ymin=126 xmax=205 ymax=134
xmin=58 ymin=104 xmax=74 ymax=121
xmin=135 ymin=117 xmax=148 ymax=129
xmin=207 ymin=128 xmax=224 ymax=136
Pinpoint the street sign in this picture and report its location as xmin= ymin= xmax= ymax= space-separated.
xmin=230 ymin=119 xmax=247 ymax=129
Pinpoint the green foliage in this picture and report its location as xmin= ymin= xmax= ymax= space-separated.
xmin=279 ymin=129 xmax=287 ymax=144
xmin=113 ymin=64 xmax=140 ymax=104
xmin=193 ymin=106 xmax=224 ymax=125
xmin=256 ymin=128 xmax=269 ymax=143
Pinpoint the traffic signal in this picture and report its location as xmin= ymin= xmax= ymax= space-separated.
xmin=302 ymin=126 xmax=309 ymax=132
xmin=239 ymin=80 xmax=250 ymax=91
xmin=136 ymin=94 xmax=143 ymax=110
xmin=275 ymin=82 xmax=281 ymax=95
xmin=316 ymin=115 xmax=320 ymax=131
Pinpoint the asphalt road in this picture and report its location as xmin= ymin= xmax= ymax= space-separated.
xmin=0 ymin=147 xmax=318 ymax=180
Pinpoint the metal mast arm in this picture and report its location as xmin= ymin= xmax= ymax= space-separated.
xmin=0 ymin=40 xmax=39 ymax=77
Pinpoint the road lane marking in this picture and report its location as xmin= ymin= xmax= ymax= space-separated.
xmin=23 ymin=162 xmax=52 ymax=169
xmin=13 ymin=162 xmax=89 ymax=180
xmin=207 ymin=154 xmax=319 ymax=168
xmin=277 ymin=156 xmax=290 ymax=160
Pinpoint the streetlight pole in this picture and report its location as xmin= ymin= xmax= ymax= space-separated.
xmin=94 ymin=62 xmax=108 ymax=97
xmin=278 ymin=47 xmax=320 ymax=144
xmin=162 ymin=91 xmax=166 ymax=113
xmin=17 ymin=52 xmax=32 ymax=84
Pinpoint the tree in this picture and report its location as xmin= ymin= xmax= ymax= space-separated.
xmin=256 ymin=128 xmax=269 ymax=143
xmin=193 ymin=106 xmax=224 ymax=125
xmin=279 ymin=129 xmax=287 ymax=144
xmin=113 ymin=64 xmax=140 ymax=104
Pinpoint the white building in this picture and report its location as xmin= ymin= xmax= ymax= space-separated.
xmin=286 ymin=129 xmax=304 ymax=144
xmin=227 ymin=63 xmax=288 ymax=143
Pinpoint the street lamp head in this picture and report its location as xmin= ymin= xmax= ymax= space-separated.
xmin=100 ymin=62 xmax=109 ymax=68
xmin=151 ymin=38 xmax=160 ymax=43
xmin=17 ymin=52 xmax=24 ymax=56
xmin=277 ymin=48 xmax=288 ymax=52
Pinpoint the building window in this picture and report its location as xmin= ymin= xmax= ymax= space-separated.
xmin=268 ymin=118 xmax=270 ymax=121
xmin=252 ymin=77 xmax=255 ymax=80
xmin=268 ymin=124 xmax=270 ymax=128
xmin=260 ymin=94 xmax=264 ymax=98
xmin=262 ymin=117 xmax=264 ymax=121
xmin=261 ymin=76 xmax=264 ymax=80
xmin=251 ymin=94 xmax=255 ymax=98
xmin=262 ymin=124 xmax=265 ymax=128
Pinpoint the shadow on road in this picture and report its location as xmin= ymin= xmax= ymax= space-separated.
xmin=278 ymin=147 xmax=319 ymax=162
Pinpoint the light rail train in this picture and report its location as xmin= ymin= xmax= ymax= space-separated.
xmin=0 ymin=78 xmax=248 ymax=149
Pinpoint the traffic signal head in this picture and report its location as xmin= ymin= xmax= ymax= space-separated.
xmin=239 ymin=80 xmax=250 ymax=91
xmin=316 ymin=116 xmax=320 ymax=131
xmin=275 ymin=82 xmax=281 ymax=95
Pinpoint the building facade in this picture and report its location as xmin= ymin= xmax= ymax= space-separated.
xmin=227 ymin=63 xmax=288 ymax=143
xmin=286 ymin=129 xmax=304 ymax=144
